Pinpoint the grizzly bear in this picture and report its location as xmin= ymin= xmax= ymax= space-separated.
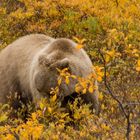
xmin=0 ymin=34 xmax=99 ymax=112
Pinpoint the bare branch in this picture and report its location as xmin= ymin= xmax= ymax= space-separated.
xmin=99 ymin=49 xmax=131 ymax=140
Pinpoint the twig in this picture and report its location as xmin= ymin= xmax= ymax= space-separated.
xmin=99 ymin=49 xmax=131 ymax=140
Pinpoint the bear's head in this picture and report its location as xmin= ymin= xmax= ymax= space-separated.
xmin=32 ymin=39 xmax=93 ymax=103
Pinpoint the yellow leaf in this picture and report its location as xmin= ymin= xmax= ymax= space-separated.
xmin=137 ymin=60 xmax=140 ymax=65
xmin=71 ymin=75 xmax=77 ymax=79
xmin=111 ymin=107 xmax=114 ymax=112
xmin=101 ymin=104 xmax=105 ymax=110
xmin=136 ymin=59 xmax=140 ymax=72
xmin=101 ymin=123 xmax=110 ymax=130
xmin=106 ymin=49 xmax=115 ymax=57
xmin=82 ymin=88 xmax=87 ymax=94
xmin=88 ymin=86 xmax=94 ymax=93
xmin=39 ymin=102 xmax=45 ymax=110
xmin=58 ymin=78 xmax=62 ymax=85
xmin=31 ymin=112 xmax=37 ymax=120
xmin=105 ymin=55 xmax=111 ymax=63
xmin=74 ymin=112 xmax=81 ymax=120
xmin=52 ymin=94 xmax=57 ymax=102
xmin=75 ymin=86 xmax=81 ymax=93
xmin=132 ymin=49 xmax=138 ymax=54
xmin=59 ymin=119 xmax=65 ymax=123
xmin=73 ymin=36 xmax=81 ymax=43
xmin=0 ymin=114 xmax=8 ymax=123
xmin=61 ymin=113 xmax=69 ymax=119
xmin=80 ymin=38 xmax=86 ymax=44
xmin=65 ymin=76 xmax=70 ymax=84
xmin=136 ymin=67 xmax=140 ymax=71
xmin=99 ymin=93 xmax=103 ymax=100
xmin=48 ymin=107 xmax=52 ymax=113
xmin=97 ymin=76 xmax=102 ymax=82
xmin=5 ymin=134 xmax=15 ymax=140
xmin=73 ymin=36 xmax=86 ymax=44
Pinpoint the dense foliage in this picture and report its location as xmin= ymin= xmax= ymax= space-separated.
xmin=0 ymin=0 xmax=140 ymax=139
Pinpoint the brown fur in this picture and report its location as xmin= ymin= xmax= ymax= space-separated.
xmin=0 ymin=34 xmax=99 ymax=111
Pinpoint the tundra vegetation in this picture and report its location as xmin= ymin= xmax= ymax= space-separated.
xmin=0 ymin=0 xmax=140 ymax=139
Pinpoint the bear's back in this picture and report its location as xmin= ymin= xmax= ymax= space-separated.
xmin=0 ymin=34 xmax=53 ymax=62
xmin=0 ymin=34 xmax=54 ymax=77
xmin=0 ymin=34 xmax=54 ymax=103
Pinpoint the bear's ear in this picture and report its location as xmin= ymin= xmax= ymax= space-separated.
xmin=58 ymin=58 xmax=69 ymax=69
xmin=38 ymin=55 xmax=50 ymax=67
xmin=49 ymin=58 xmax=69 ymax=70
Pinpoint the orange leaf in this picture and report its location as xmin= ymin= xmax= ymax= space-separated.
xmin=76 ymin=44 xmax=83 ymax=49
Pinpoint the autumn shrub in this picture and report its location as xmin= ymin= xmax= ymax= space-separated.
xmin=0 ymin=0 xmax=140 ymax=139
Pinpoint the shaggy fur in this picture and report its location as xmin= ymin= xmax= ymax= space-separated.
xmin=0 ymin=34 xmax=99 ymax=111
